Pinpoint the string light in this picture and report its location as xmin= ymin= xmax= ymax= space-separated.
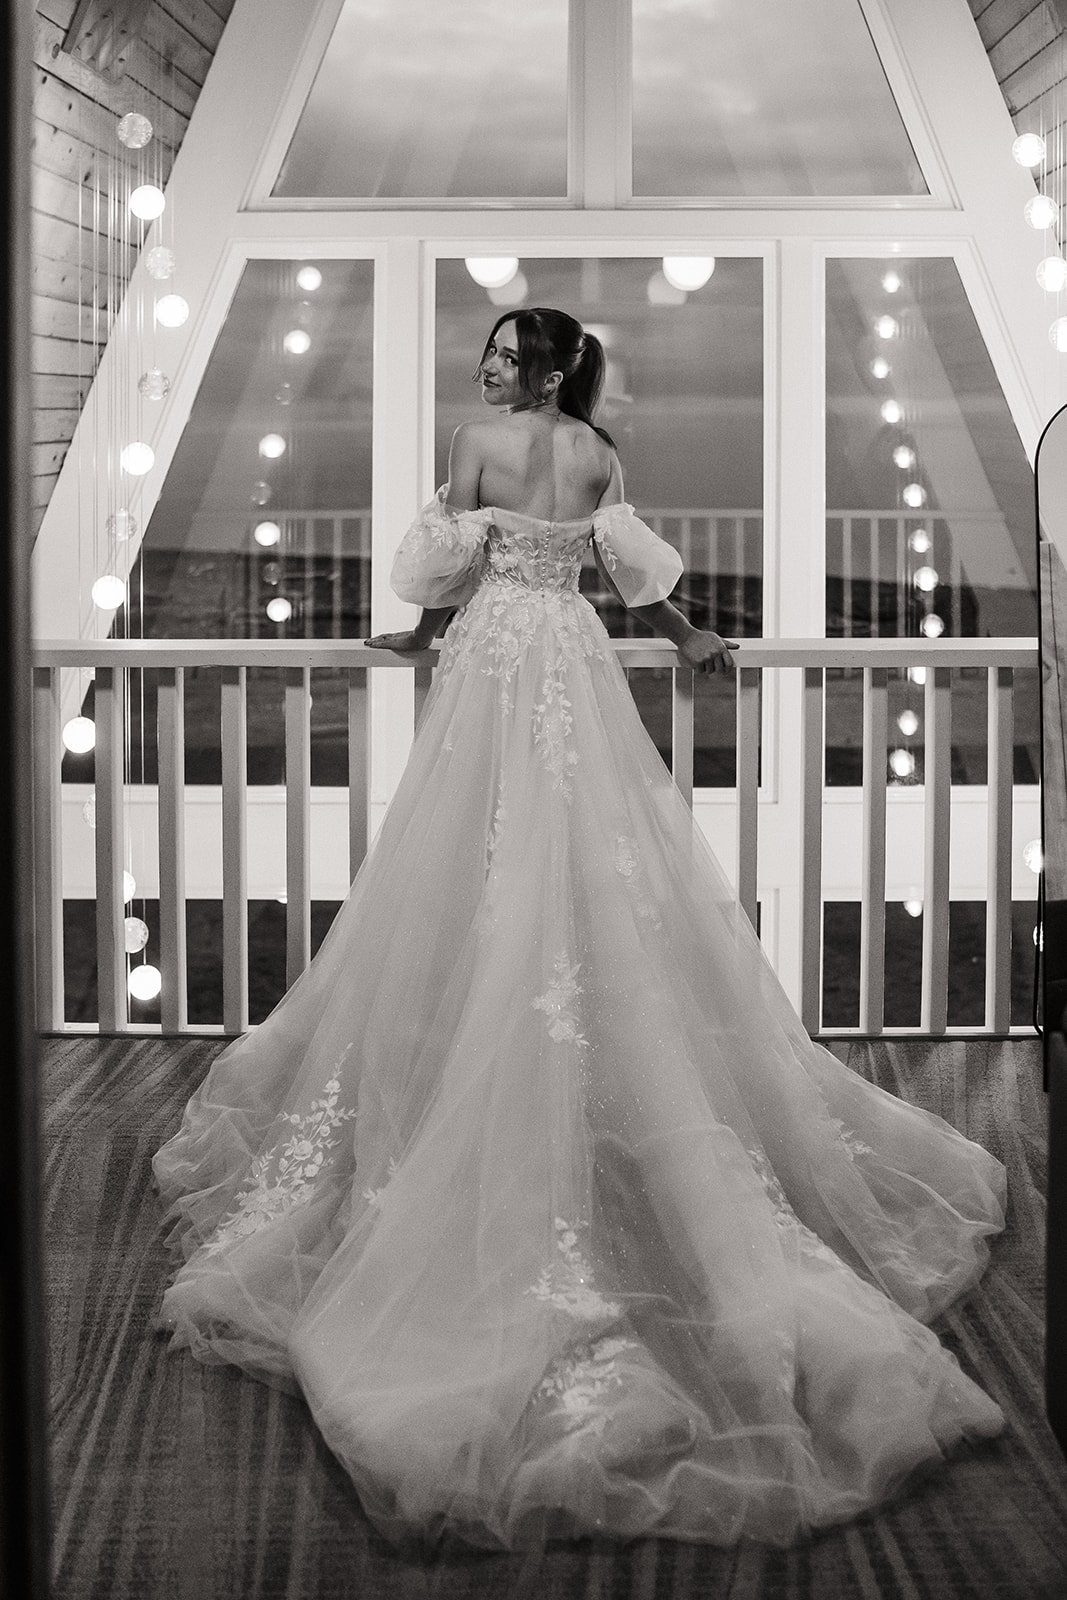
xmin=920 ymin=613 xmax=944 ymax=638
xmin=128 ymin=964 xmax=162 ymax=1001
xmin=1036 ymin=256 xmax=1067 ymax=291
xmin=1012 ymin=132 xmax=1047 ymax=167
xmin=902 ymin=483 xmax=926 ymax=508
xmin=296 ymin=265 xmax=322 ymax=291
xmin=907 ymin=666 xmax=927 ymax=685
xmin=253 ymin=521 xmax=281 ymax=546
xmin=266 ymin=596 xmax=293 ymax=622
xmin=913 ymin=565 xmax=939 ymax=592
xmin=881 ymin=270 xmax=902 ymax=293
xmin=117 ymin=112 xmax=153 ymax=149
xmin=870 ymin=357 xmax=891 ymax=379
xmin=283 ymin=329 xmax=311 ymax=355
xmin=1024 ymin=194 xmax=1058 ymax=229
xmin=137 ymin=369 xmax=170 ymax=401
xmin=1023 ymin=838 xmax=1044 ymax=873
xmin=1050 ymin=317 xmax=1067 ymax=353
xmin=155 ymin=294 xmax=189 ymax=328
xmin=661 ymin=256 xmax=716 ymax=291
xmin=874 ymin=315 xmax=898 ymax=339
xmin=120 ymin=441 xmax=154 ymax=474
xmin=106 ymin=510 xmax=137 ymax=542
xmin=897 ymin=709 xmax=920 ymax=735
xmin=464 ymin=257 xmax=519 ymax=289
xmin=124 ymin=917 xmax=150 ymax=953
xmin=889 ymin=748 xmax=916 ymax=778
xmin=123 ymin=872 xmax=137 ymax=903
xmin=129 ymin=184 xmax=165 ymax=220
xmin=62 ymin=716 xmax=96 ymax=754
xmin=892 ymin=444 xmax=916 ymax=469
xmin=91 ymin=575 xmax=127 ymax=609
xmin=903 ymin=894 xmax=923 ymax=918
xmin=908 ymin=528 xmax=931 ymax=553
xmin=880 ymin=399 xmax=902 ymax=424
xmin=144 ymin=245 xmax=175 ymax=280
xmin=258 ymin=433 xmax=286 ymax=459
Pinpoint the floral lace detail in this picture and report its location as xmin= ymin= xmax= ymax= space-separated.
xmin=362 ymin=1156 xmax=400 ymax=1211
xmin=532 ymin=954 xmax=589 ymax=1051
xmin=527 ymin=1217 xmax=621 ymax=1325
xmin=535 ymin=1335 xmax=639 ymax=1436
xmin=828 ymin=1116 xmax=875 ymax=1160
xmin=533 ymin=659 xmax=578 ymax=798
xmin=205 ymin=1057 xmax=356 ymax=1252
xmin=612 ymin=833 xmax=663 ymax=926
xmin=390 ymin=491 xmax=491 ymax=611
xmin=745 ymin=1142 xmax=795 ymax=1230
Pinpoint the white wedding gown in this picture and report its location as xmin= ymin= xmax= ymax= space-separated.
xmin=153 ymin=493 xmax=1006 ymax=1549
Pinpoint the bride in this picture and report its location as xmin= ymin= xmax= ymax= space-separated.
xmin=152 ymin=306 xmax=1006 ymax=1550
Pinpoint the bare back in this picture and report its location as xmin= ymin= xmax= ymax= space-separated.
xmin=457 ymin=413 xmax=617 ymax=522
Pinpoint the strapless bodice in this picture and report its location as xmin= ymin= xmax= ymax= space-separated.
xmin=482 ymin=506 xmax=593 ymax=596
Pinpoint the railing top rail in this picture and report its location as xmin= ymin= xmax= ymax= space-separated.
xmin=32 ymin=637 xmax=1039 ymax=670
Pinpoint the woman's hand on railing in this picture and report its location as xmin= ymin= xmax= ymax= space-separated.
xmin=677 ymin=631 xmax=739 ymax=675
xmin=364 ymin=630 xmax=432 ymax=653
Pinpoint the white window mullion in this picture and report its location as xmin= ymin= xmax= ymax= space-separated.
xmin=576 ymin=0 xmax=632 ymax=207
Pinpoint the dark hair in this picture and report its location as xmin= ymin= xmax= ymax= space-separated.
xmin=474 ymin=307 xmax=616 ymax=449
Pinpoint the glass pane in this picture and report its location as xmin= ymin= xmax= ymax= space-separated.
xmin=274 ymin=0 xmax=568 ymax=199
xmin=119 ymin=258 xmax=373 ymax=786
xmin=824 ymin=256 xmax=1038 ymax=786
xmin=435 ymin=256 xmax=764 ymax=784
xmin=632 ymin=0 xmax=927 ymax=198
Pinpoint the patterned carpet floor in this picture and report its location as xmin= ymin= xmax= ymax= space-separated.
xmin=40 ymin=1033 xmax=1067 ymax=1599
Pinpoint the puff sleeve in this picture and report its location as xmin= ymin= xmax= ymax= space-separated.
xmin=390 ymin=488 xmax=493 ymax=610
xmin=591 ymin=503 xmax=684 ymax=608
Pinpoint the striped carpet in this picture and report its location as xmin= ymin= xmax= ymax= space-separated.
xmin=41 ymin=1033 xmax=1067 ymax=1599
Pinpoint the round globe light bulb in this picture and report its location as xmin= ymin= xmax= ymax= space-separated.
xmin=870 ymin=357 xmax=891 ymax=380
xmin=893 ymin=444 xmax=916 ymax=470
xmin=903 ymin=896 xmax=923 ymax=919
xmin=117 ymin=112 xmax=153 ymax=149
xmin=129 ymin=184 xmax=165 ymax=220
xmin=889 ymin=748 xmax=915 ymax=778
xmin=1050 ymin=317 xmax=1067 ymax=353
xmin=913 ymin=565 xmax=939 ymax=593
xmin=464 ymin=257 xmax=519 ymax=290
xmin=124 ymin=916 xmax=149 ymax=954
xmin=1025 ymin=194 xmax=1058 ymax=230
xmin=122 ymin=871 xmax=137 ymax=903
xmin=486 ymin=269 xmax=529 ymax=308
xmin=897 ymin=709 xmax=920 ymax=736
xmin=253 ymin=521 xmax=281 ymax=547
xmin=1037 ymin=256 xmax=1067 ymax=292
xmin=296 ymin=265 xmax=322 ymax=292
xmin=120 ymin=440 xmax=154 ymax=475
xmin=266 ymin=596 xmax=292 ymax=622
xmin=908 ymin=528 xmax=931 ymax=554
xmin=902 ymin=482 xmax=926 ymax=508
xmin=1013 ymin=133 xmax=1047 ymax=168
xmin=62 ymin=716 xmax=96 ymax=754
xmin=137 ymin=368 xmax=170 ymax=402
xmin=81 ymin=797 xmax=96 ymax=829
xmin=907 ymin=666 xmax=927 ymax=685
xmin=106 ymin=509 xmax=137 ymax=542
xmin=880 ymin=399 xmax=902 ymax=425
xmin=283 ymin=328 xmax=311 ymax=355
xmin=646 ymin=270 xmax=687 ymax=308
xmin=258 ymin=433 xmax=286 ymax=459
xmin=874 ymin=315 xmax=899 ymax=340
xmin=920 ymin=613 xmax=944 ymax=638
xmin=1023 ymin=838 xmax=1044 ymax=873
xmin=881 ymin=270 xmax=902 ymax=293
xmin=661 ymin=256 xmax=716 ymax=292
xmin=155 ymin=294 xmax=189 ymax=329
xmin=91 ymin=574 xmax=127 ymax=610
xmin=128 ymin=964 xmax=162 ymax=1001
xmin=144 ymin=245 xmax=175 ymax=280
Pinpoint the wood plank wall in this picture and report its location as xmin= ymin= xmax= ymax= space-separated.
xmin=968 ymin=3 xmax=1067 ymax=192
xmin=30 ymin=0 xmax=235 ymax=537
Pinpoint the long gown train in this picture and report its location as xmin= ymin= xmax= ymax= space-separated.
xmin=152 ymin=494 xmax=1006 ymax=1549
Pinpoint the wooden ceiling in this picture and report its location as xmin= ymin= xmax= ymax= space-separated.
xmin=29 ymin=0 xmax=1067 ymax=541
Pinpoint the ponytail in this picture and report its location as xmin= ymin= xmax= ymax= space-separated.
xmin=558 ymin=334 xmax=616 ymax=450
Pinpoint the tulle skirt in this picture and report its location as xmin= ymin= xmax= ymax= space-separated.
xmin=152 ymin=581 xmax=1006 ymax=1548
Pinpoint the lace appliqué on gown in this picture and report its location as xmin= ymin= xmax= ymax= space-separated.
xmin=531 ymin=955 xmax=589 ymax=1052
xmin=526 ymin=1218 xmax=622 ymax=1326
xmin=205 ymin=1066 xmax=356 ymax=1253
xmin=535 ymin=1336 xmax=641 ymax=1437
xmin=613 ymin=832 xmax=663 ymax=926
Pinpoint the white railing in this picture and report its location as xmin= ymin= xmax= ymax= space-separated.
xmin=31 ymin=636 xmax=1038 ymax=1038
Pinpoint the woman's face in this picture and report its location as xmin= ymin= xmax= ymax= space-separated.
xmin=478 ymin=321 xmax=523 ymax=408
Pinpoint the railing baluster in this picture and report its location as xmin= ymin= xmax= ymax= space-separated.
xmin=799 ymin=666 xmax=824 ymax=1033
xmin=32 ymin=667 xmax=64 ymax=1029
xmin=348 ymin=667 xmax=370 ymax=882
xmin=985 ymin=665 xmax=1014 ymax=1030
xmin=735 ymin=665 xmax=759 ymax=928
xmin=285 ymin=666 xmax=312 ymax=986
xmin=220 ymin=666 xmax=248 ymax=1033
xmin=94 ymin=666 xmax=126 ymax=1031
xmin=860 ymin=667 xmax=888 ymax=1032
xmin=841 ymin=515 xmax=853 ymax=637
xmin=921 ymin=666 xmax=952 ymax=1032
xmin=157 ymin=667 xmax=188 ymax=1033
xmin=672 ymin=666 xmax=694 ymax=809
